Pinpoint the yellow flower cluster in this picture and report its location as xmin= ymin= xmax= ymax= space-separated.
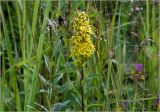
xmin=70 ymin=11 xmax=95 ymax=65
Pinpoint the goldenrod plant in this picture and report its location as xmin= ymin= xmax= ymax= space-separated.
xmin=70 ymin=11 xmax=95 ymax=111
xmin=70 ymin=11 xmax=95 ymax=65
xmin=0 ymin=1 xmax=159 ymax=111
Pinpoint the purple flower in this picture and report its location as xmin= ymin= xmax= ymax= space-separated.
xmin=153 ymin=97 xmax=160 ymax=106
xmin=130 ymin=64 xmax=145 ymax=81
xmin=135 ymin=64 xmax=143 ymax=73
xmin=120 ymin=101 xmax=128 ymax=108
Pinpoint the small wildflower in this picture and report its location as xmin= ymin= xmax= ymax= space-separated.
xmin=118 ymin=101 xmax=128 ymax=111
xmin=120 ymin=101 xmax=128 ymax=108
xmin=70 ymin=11 xmax=95 ymax=65
xmin=135 ymin=7 xmax=140 ymax=11
xmin=140 ymin=7 xmax=143 ymax=10
xmin=153 ymin=97 xmax=160 ymax=110
xmin=130 ymin=64 xmax=145 ymax=81
xmin=135 ymin=64 xmax=143 ymax=73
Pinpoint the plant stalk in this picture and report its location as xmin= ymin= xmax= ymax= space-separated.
xmin=80 ymin=69 xmax=84 ymax=111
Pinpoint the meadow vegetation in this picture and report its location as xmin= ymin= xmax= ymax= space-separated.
xmin=0 ymin=0 xmax=160 ymax=111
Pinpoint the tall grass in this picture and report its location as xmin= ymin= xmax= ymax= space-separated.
xmin=0 ymin=0 xmax=159 ymax=111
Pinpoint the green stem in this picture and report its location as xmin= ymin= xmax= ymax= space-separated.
xmin=80 ymin=69 xmax=84 ymax=111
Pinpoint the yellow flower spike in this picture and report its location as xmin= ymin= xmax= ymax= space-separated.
xmin=72 ymin=11 xmax=93 ymax=35
xmin=70 ymin=11 xmax=95 ymax=65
